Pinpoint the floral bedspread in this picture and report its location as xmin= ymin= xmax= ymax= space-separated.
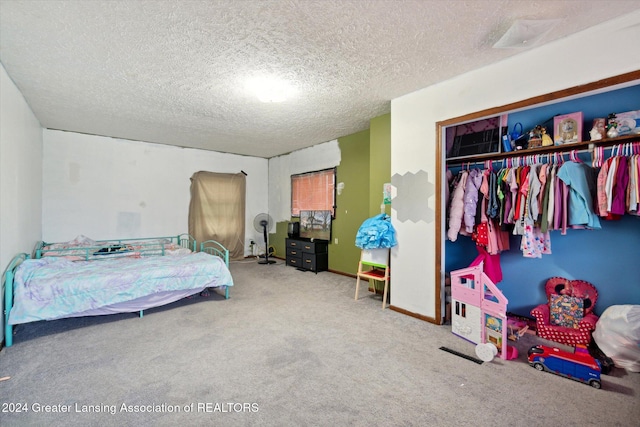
xmin=9 ymin=252 xmax=233 ymax=325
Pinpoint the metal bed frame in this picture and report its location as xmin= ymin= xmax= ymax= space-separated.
xmin=33 ymin=233 xmax=197 ymax=260
xmin=3 ymin=235 xmax=232 ymax=348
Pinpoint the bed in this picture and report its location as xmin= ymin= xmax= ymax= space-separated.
xmin=3 ymin=235 xmax=232 ymax=347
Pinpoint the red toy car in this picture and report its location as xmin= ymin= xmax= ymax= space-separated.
xmin=528 ymin=345 xmax=602 ymax=389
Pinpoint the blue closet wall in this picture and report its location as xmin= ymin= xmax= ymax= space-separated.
xmin=506 ymin=84 xmax=640 ymax=142
xmin=445 ymin=215 xmax=640 ymax=317
xmin=445 ymin=84 xmax=640 ymax=317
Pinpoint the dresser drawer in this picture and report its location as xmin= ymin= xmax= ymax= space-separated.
xmin=286 ymin=256 xmax=302 ymax=267
xmin=301 ymin=241 xmax=328 ymax=254
xmin=286 ymin=247 xmax=302 ymax=258
xmin=286 ymin=239 xmax=302 ymax=249
xmin=302 ymin=253 xmax=317 ymax=270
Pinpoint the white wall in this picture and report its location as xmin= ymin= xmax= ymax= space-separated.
xmin=268 ymin=139 xmax=341 ymax=223
xmin=390 ymin=11 xmax=640 ymax=318
xmin=43 ymin=130 xmax=268 ymax=255
xmin=0 ymin=63 xmax=43 ymax=344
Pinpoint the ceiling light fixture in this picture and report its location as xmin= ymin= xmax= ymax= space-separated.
xmin=245 ymin=76 xmax=296 ymax=103
xmin=493 ymin=19 xmax=561 ymax=49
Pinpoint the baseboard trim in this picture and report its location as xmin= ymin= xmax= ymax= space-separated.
xmin=389 ymin=305 xmax=440 ymax=325
xmin=254 ymin=263 xmax=440 ymax=324
xmin=327 ymin=269 xmax=356 ymax=279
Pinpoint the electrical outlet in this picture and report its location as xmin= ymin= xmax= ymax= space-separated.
xmin=334 ymin=238 xmax=338 ymax=244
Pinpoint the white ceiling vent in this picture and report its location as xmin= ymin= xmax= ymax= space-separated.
xmin=493 ymin=19 xmax=561 ymax=49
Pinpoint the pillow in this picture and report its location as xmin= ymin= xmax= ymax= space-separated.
xmin=69 ymin=235 xmax=98 ymax=247
xmin=549 ymin=294 xmax=584 ymax=328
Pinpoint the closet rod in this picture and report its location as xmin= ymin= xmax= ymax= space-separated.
xmin=447 ymin=141 xmax=639 ymax=170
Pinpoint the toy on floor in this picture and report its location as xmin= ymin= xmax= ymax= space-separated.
xmin=527 ymin=344 xmax=602 ymax=389
xmin=530 ymin=277 xmax=599 ymax=347
xmin=475 ymin=342 xmax=519 ymax=362
xmin=475 ymin=342 xmax=498 ymax=362
xmin=450 ymin=263 xmax=517 ymax=360
xmin=507 ymin=316 xmax=529 ymax=341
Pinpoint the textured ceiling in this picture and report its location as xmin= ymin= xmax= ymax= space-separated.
xmin=1 ymin=1 xmax=639 ymax=158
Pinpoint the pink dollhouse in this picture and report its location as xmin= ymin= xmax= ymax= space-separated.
xmin=450 ymin=263 xmax=510 ymax=360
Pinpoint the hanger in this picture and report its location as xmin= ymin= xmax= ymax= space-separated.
xmin=591 ymin=145 xmax=603 ymax=168
xmin=570 ymin=150 xmax=582 ymax=163
xmin=613 ymin=144 xmax=622 ymax=157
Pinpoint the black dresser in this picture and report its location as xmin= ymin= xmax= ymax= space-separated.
xmin=285 ymin=238 xmax=328 ymax=273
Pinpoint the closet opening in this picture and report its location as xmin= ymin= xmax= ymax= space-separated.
xmin=435 ymin=70 xmax=640 ymax=325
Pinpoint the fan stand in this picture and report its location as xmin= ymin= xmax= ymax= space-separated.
xmin=258 ymin=222 xmax=275 ymax=265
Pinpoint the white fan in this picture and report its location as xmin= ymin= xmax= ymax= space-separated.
xmin=253 ymin=213 xmax=275 ymax=264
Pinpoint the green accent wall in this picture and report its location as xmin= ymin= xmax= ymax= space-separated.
xmin=270 ymin=113 xmax=391 ymax=277
xmin=328 ymin=129 xmax=371 ymax=275
xmin=367 ymin=113 xmax=391 ymax=292
xmin=271 ymin=220 xmax=289 ymax=261
xmin=369 ymin=114 xmax=391 ymax=216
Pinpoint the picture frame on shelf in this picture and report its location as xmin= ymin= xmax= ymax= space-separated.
xmin=553 ymin=112 xmax=583 ymax=145
xmin=614 ymin=110 xmax=640 ymax=136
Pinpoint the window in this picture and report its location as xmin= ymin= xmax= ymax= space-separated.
xmin=291 ymin=168 xmax=336 ymax=217
xmin=188 ymin=171 xmax=246 ymax=260
xmin=455 ymin=302 xmax=467 ymax=318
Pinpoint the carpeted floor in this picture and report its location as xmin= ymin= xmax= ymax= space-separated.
xmin=1 ymin=258 xmax=638 ymax=426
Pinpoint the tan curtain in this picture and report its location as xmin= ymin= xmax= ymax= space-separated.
xmin=188 ymin=171 xmax=245 ymax=260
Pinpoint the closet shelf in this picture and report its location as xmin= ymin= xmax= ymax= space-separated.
xmin=446 ymin=134 xmax=639 ymax=165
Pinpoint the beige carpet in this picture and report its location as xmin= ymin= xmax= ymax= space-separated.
xmin=1 ymin=258 xmax=638 ymax=426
